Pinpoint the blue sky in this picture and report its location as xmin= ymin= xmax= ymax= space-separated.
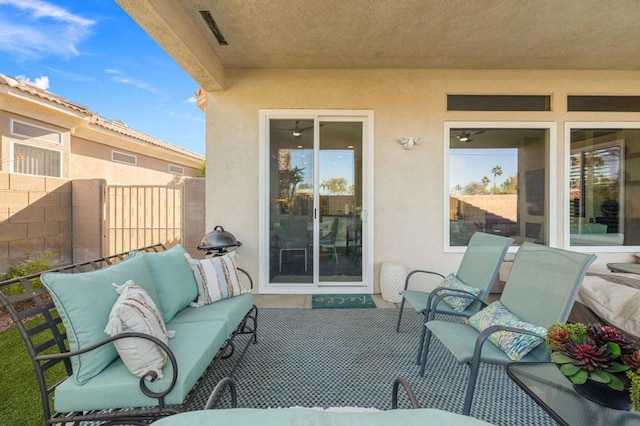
xmin=450 ymin=148 xmax=517 ymax=191
xmin=0 ymin=0 xmax=205 ymax=155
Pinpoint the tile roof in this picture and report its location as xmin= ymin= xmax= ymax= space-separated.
xmin=0 ymin=74 xmax=204 ymax=161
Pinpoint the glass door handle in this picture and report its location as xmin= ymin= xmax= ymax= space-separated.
xmin=360 ymin=208 xmax=367 ymax=223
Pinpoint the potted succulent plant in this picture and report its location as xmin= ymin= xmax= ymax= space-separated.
xmin=547 ymin=322 xmax=640 ymax=411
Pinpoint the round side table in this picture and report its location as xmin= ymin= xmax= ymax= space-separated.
xmin=380 ymin=262 xmax=407 ymax=303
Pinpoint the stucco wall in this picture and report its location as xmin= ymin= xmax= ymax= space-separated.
xmin=205 ymin=69 xmax=640 ymax=292
xmin=70 ymin=136 xmax=200 ymax=185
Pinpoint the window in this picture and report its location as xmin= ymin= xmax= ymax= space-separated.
xmin=568 ymin=96 xmax=640 ymax=112
xmin=168 ymin=164 xmax=184 ymax=175
xmin=447 ymin=125 xmax=550 ymax=248
xmin=568 ymin=126 xmax=640 ymax=248
xmin=12 ymin=143 xmax=62 ymax=177
xmin=111 ymin=151 xmax=137 ymax=165
xmin=447 ymin=95 xmax=551 ymax=111
xmin=11 ymin=119 xmax=61 ymax=144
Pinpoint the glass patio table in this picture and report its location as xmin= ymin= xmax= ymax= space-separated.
xmin=506 ymin=362 xmax=640 ymax=426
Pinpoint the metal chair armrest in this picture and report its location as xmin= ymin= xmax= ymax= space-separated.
xmin=403 ymin=269 xmax=445 ymax=291
xmin=36 ymin=332 xmax=178 ymax=402
xmin=392 ymin=376 xmax=420 ymax=409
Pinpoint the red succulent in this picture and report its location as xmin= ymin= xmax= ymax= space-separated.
xmin=564 ymin=339 xmax=614 ymax=372
xmin=588 ymin=323 xmax=637 ymax=355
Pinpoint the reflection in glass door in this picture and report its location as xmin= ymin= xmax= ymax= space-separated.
xmin=267 ymin=118 xmax=363 ymax=286
xmin=269 ymin=119 xmax=314 ymax=284
xmin=317 ymin=121 xmax=363 ymax=284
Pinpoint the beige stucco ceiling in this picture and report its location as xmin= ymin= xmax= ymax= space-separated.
xmin=117 ymin=0 xmax=640 ymax=90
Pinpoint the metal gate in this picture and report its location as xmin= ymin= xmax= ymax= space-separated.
xmin=103 ymin=185 xmax=183 ymax=255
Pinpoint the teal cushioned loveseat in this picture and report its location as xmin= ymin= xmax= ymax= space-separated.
xmin=0 ymin=243 xmax=257 ymax=425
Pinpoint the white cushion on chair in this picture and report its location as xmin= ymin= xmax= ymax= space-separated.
xmin=104 ymin=280 xmax=174 ymax=378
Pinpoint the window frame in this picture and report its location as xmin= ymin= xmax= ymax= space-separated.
xmin=168 ymin=164 xmax=185 ymax=175
xmin=10 ymin=118 xmax=62 ymax=144
xmin=111 ymin=150 xmax=137 ymax=166
xmin=444 ymin=121 xmax=557 ymax=253
xmin=564 ymin=122 xmax=640 ymax=253
xmin=10 ymin=141 xmax=63 ymax=177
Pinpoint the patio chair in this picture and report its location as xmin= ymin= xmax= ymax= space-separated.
xmin=279 ymin=215 xmax=309 ymax=271
xmin=396 ymin=232 xmax=514 ymax=364
xmin=420 ymin=241 xmax=596 ymax=415
xmin=319 ymin=217 xmax=340 ymax=264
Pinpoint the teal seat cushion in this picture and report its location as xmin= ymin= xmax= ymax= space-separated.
xmin=41 ymin=255 xmax=160 ymax=384
xmin=54 ymin=320 xmax=228 ymax=412
xmin=426 ymin=320 xmax=549 ymax=365
xmin=134 ymin=245 xmax=199 ymax=322
xmin=169 ymin=293 xmax=254 ymax=336
xmin=152 ymin=408 xmax=495 ymax=426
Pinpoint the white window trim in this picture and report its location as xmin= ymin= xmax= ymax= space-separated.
xmin=10 ymin=141 xmax=63 ymax=177
xmin=444 ymin=121 xmax=557 ymax=253
xmin=168 ymin=164 xmax=184 ymax=175
xmin=10 ymin=118 xmax=62 ymax=144
xmin=258 ymin=109 xmax=374 ymax=295
xmin=111 ymin=150 xmax=137 ymax=165
xmin=564 ymin=122 xmax=640 ymax=253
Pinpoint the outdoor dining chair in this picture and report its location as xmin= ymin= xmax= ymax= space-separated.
xmin=420 ymin=242 xmax=596 ymax=416
xmin=396 ymin=232 xmax=514 ymax=364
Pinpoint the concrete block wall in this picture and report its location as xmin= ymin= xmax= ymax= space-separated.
xmin=72 ymin=179 xmax=105 ymax=263
xmin=0 ymin=172 xmax=72 ymax=273
xmin=1 ymin=174 xmax=206 ymax=273
xmin=182 ymin=178 xmax=206 ymax=259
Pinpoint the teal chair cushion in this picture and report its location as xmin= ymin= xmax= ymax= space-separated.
xmin=468 ymin=301 xmax=547 ymax=361
xmin=41 ymin=255 xmax=160 ymax=384
xmin=54 ymin=320 xmax=228 ymax=412
xmin=169 ymin=293 xmax=254 ymax=336
xmin=134 ymin=245 xmax=199 ymax=322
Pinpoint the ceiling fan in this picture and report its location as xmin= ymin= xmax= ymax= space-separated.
xmin=451 ymin=130 xmax=485 ymax=143
xmin=276 ymin=120 xmax=314 ymax=139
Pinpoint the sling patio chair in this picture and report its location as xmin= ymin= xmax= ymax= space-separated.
xmin=396 ymin=231 xmax=514 ymax=364
xmin=420 ymin=241 xmax=596 ymax=416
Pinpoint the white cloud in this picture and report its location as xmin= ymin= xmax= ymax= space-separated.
xmin=0 ymin=0 xmax=94 ymax=59
xmin=16 ymin=74 xmax=50 ymax=90
xmin=187 ymin=96 xmax=197 ymax=103
xmin=110 ymin=75 xmax=161 ymax=95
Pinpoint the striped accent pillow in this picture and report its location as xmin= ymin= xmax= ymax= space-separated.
xmin=104 ymin=280 xmax=174 ymax=378
xmin=187 ymin=252 xmax=244 ymax=306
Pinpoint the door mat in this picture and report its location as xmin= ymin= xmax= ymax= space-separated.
xmin=311 ymin=294 xmax=376 ymax=309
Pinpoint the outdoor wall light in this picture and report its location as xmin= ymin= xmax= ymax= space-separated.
xmin=399 ymin=137 xmax=421 ymax=149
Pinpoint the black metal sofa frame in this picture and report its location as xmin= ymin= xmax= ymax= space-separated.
xmin=0 ymin=244 xmax=258 ymax=425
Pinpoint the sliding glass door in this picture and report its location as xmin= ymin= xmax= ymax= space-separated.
xmin=262 ymin=112 xmax=371 ymax=292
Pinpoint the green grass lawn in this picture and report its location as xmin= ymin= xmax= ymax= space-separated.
xmin=0 ymin=320 xmax=65 ymax=426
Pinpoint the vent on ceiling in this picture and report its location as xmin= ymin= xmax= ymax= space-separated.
xmin=199 ymin=10 xmax=228 ymax=45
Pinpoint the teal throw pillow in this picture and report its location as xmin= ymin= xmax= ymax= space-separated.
xmin=134 ymin=244 xmax=199 ymax=322
xmin=40 ymin=254 xmax=159 ymax=384
xmin=467 ymin=301 xmax=547 ymax=361
xmin=437 ymin=273 xmax=481 ymax=312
